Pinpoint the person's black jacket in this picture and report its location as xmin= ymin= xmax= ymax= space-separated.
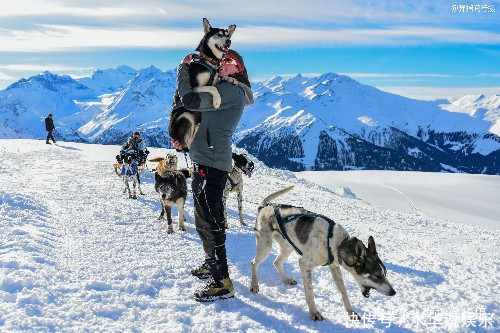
xmin=45 ymin=117 xmax=55 ymax=131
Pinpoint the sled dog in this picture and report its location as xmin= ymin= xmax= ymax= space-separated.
xmin=114 ymin=152 xmax=144 ymax=199
xmin=250 ymin=186 xmax=396 ymax=321
xmin=154 ymin=170 xmax=189 ymax=234
xmin=223 ymin=153 xmax=254 ymax=227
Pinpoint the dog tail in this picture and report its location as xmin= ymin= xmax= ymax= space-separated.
xmin=149 ymin=157 xmax=165 ymax=163
xmin=113 ymin=164 xmax=122 ymax=177
xmin=259 ymin=185 xmax=294 ymax=208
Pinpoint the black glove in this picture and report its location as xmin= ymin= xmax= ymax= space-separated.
xmin=116 ymin=155 xmax=122 ymax=163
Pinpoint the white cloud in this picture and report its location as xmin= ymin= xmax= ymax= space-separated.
xmin=378 ymin=86 xmax=500 ymax=100
xmin=0 ymin=72 xmax=17 ymax=80
xmin=0 ymin=24 xmax=498 ymax=53
xmin=0 ymin=64 xmax=94 ymax=72
xmin=342 ymin=73 xmax=459 ymax=78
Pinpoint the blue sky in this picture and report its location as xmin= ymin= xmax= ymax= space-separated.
xmin=0 ymin=0 xmax=499 ymax=99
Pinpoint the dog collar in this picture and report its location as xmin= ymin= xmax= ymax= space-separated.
xmin=337 ymin=237 xmax=351 ymax=266
xmin=197 ymin=52 xmax=220 ymax=68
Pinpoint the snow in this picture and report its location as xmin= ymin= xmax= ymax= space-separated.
xmin=1 ymin=139 xmax=498 ymax=331
xmin=297 ymin=170 xmax=500 ymax=229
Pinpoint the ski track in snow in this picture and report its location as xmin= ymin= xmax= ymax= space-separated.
xmin=373 ymin=183 xmax=423 ymax=215
xmin=0 ymin=140 xmax=498 ymax=332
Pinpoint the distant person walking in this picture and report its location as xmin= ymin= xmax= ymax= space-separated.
xmin=45 ymin=114 xmax=56 ymax=144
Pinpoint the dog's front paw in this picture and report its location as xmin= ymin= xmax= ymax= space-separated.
xmin=250 ymin=285 xmax=259 ymax=294
xmin=132 ymin=195 xmax=137 ymax=199
xmin=310 ymin=311 xmax=325 ymax=321
xmin=167 ymin=227 xmax=174 ymax=234
xmin=212 ymin=91 xmax=221 ymax=109
xmin=178 ymin=226 xmax=186 ymax=231
xmin=283 ymin=278 xmax=297 ymax=285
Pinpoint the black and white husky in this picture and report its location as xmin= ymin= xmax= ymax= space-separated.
xmin=168 ymin=18 xmax=236 ymax=151
xmin=223 ymin=153 xmax=254 ymax=227
xmin=154 ymin=170 xmax=189 ymax=234
xmin=251 ymin=186 xmax=396 ymax=321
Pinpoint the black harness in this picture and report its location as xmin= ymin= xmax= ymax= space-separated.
xmin=227 ymin=174 xmax=240 ymax=189
xmin=191 ymin=56 xmax=218 ymax=86
xmin=271 ymin=204 xmax=336 ymax=266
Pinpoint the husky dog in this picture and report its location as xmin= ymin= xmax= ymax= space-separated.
xmin=154 ymin=170 xmax=189 ymax=234
xmin=168 ymin=18 xmax=236 ymax=151
xmin=223 ymin=153 xmax=255 ymax=227
xmin=150 ymin=154 xmax=178 ymax=176
xmin=250 ymin=186 xmax=396 ymax=321
xmin=113 ymin=152 xmax=144 ymax=199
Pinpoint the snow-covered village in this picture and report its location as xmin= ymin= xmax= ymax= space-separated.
xmin=0 ymin=1 xmax=499 ymax=332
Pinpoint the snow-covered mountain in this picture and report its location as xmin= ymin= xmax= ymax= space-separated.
xmin=0 ymin=67 xmax=498 ymax=174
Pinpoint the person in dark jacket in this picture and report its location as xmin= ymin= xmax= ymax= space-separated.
xmin=116 ymin=132 xmax=149 ymax=165
xmin=45 ymin=114 xmax=56 ymax=144
xmin=171 ymin=51 xmax=251 ymax=302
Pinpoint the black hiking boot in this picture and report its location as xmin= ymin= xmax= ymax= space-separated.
xmin=191 ymin=262 xmax=211 ymax=280
xmin=194 ymin=278 xmax=234 ymax=302
xmin=46 ymin=142 xmax=51 ymax=144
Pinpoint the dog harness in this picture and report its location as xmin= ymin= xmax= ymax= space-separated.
xmin=271 ymin=204 xmax=336 ymax=266
xmin=121 ymin=161 xmax=138 ymax=176
xmin=227 ymin=174 xmax=240 ymax=189
xmin=191 ymin=54 xmax=219 ymax=86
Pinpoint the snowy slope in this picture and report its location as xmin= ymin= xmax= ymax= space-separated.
xmin=297 ymin=170 xmax=500 ymax=229
xmin=0 ymin=139 xmax=498 ymax=331
xmin=79 ymin=66 xmax=176 ymax=147
xmin=77 ymin=65 xmax=138 ymax=96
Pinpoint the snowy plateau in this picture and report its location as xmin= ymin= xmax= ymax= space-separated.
xmin=0 ymin=66 xmax=499 ymax=174
xmin=0 ymin=140 xmax=498 ymax=332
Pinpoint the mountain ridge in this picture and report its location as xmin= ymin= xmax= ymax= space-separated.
xmin=0 ymin=66 xmax=498 ymax=174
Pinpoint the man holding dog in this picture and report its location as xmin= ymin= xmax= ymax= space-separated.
xmin=171 ymin=50 xmax=249 ymax=302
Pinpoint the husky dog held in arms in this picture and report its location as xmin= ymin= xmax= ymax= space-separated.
xmin=168 ymin=18 xmax=235 ymax=151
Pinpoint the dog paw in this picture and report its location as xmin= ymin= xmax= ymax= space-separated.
xmin=310 ymin=311 xmax=325 ymax=321
xmin=212 ymin=91 xmax=221 ymax=109
xmin=239 ymin=220 xmax=247 ymax=226
xmin=140 ymin=192 xmax=145 ymax=196
xmin=250 ymin=285 xmax=259 ymax=294
xmin=167 ymin=228 xmax=174 ymax=234
xmin=178 ymin=226 xmax=186 ymax=231
xmin=132 ymin=195 xmax=137 ymax=199
xmin=284 ymin=278 xmax=297 ymax=285
xmin=225 ymin=223 xmax=229 ymax=229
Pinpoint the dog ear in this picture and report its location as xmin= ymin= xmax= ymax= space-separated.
xmin=227 ymin=24 xmax=236 ymax=37
xmin=355 ymin=239 xmax=367 ymax=262
xmin=367 ymin=236 xmax=377 ymax=255
xmin=203 ymin=18 xmax=212 ymax=34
